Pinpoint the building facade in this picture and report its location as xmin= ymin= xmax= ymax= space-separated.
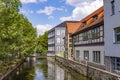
xmin=72 ymin=7 xmax=105 ymax=68
xmin=104 ymin=0 xmax=120 ymax=72
xmin=48 ymin=28 xmax=55 ymax=56
xmin=64 ymin=22 xmax=80 ymax=60
xmin=48 ymin=21 xmax=68 ymax=57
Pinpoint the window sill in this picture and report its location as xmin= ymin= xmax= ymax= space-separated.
xmin=111 ymin=14 xmax=115 ymax=16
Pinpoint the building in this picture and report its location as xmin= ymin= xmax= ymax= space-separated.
xmin=104 ymin=0 xmax=120 ymax=72
xmin=48 ymin=21 xmax=71 ymax=57
xmin=72 ymin=6 xmax=104 ymax=68
xmin=64 ymin=21 xmax=80 ymax=59
xmin=48 ymin=28 xmax=55 ymax=56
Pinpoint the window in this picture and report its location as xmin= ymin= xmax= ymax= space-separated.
xmin=56 ymin=30 xmax=60 ymax=35
xmin=83 ymin=32 xmax=88 ymax=41
xmin=57 ymin=38 xmax=60 ymax=43
xmin=112 ymin=58 xmax=120 ymax=71
xmin=93 ymin=51 xmax=101 ymax=63
xmin=61 ymin=46 xmax=65 ymax=51
xmin=91 ymin=27 xmax=100 ymax=39
xmin=84 ymin=51 xmax=89 ymax=61
xmin=111 ymin=0 xmax=115 ymax=15
xmin=57 ymin=46 xmax=60 ymax=51
xmin=83 ymin=21 xmax=86 ymax=26
xmin=61 ymin=30 xmax=65 ymax=35
xmin=76 ymin=50 xmax=80 ymax=60
xmin=114 ymin=27 xmax=120 ymax=43
xmin=93 ymin=15 xmax=98 ymax=21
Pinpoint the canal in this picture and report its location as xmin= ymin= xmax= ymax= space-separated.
xmin=3 ymin=58 xmax=87 ymax=80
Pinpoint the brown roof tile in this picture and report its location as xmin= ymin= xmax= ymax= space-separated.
xmin=66 ymin=22 xmax=81 ymax=35
xmin=73 ymin=6 xmax=104 ymax=35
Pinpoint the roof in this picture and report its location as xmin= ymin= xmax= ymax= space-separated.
xmin=73 ymin=6 xmax=104 ymax=35
xmin=48 ymin=21 xmax=79 ymax=33
xmin=66 ymin=22 xmax=81 ymax=35
xmin=55 ymin=21 xmax=79 ymax=27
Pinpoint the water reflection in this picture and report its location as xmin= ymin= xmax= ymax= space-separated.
xmin=3 ymin=58 xmax=87 ymax=80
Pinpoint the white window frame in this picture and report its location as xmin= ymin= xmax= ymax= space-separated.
xmin=93 ymin=51 xmax=101 ymax=63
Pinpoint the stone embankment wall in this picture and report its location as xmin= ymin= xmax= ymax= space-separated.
xmin=56 ymin=56 xmax=120 ymax=80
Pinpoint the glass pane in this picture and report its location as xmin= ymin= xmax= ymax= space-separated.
xmin=117 ymin=58 xmax=120 ymax=62
xmin=117 ymin=64 xmax=120 ymax=70
xmin=116 ymin=27 xmax=120 ymax=33
xmin=117 ymin=34 xmax=120 ymax=42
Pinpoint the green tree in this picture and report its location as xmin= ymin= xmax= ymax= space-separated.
xmin=36 ymin=31 xmax=48 ymax=55
xmin=0 ymin=0 xmax=37 ymax=66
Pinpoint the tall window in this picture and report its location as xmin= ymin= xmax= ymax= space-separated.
xmin=93 ymin=51 xmax=101 ymax=63
xmin=76 ymin=50 xmax=80 ymax=60
xmin=111 ymin=0 xmax=115 ymax=15
xmin=61 ymin=30 xmax=65 ymax=35
xmin=112 ymin=58 xmax=120 ymax=71
xmin=84 ymin=51 xmax=89 ymax=61
xmin=114 ymin=27 xmax=120 ymax=43
xmin=56 ymin=30 xmax=60 ymax=35
xmin=91 ymin=27 xmax=100 ymax=39
xmin=83 ymin=32 xmax=88 ymax=41
xmin=57 ymin=38 xmax=60 ymax=43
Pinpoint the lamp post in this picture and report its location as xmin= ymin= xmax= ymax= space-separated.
xmin=85 ymin=57 xmax=88 ymax=79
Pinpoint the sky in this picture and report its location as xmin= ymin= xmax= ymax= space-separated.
xmin=20 ymin=0 xmax=103 ymax=35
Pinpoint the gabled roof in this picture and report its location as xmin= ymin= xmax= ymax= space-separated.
xmin=55 ymin=21 xmax=79 ymax=27
xmin=66 ymin=22 xmax=81 ymax=35
xmin=73 ymin=6 xmax=104 ymax=35
xmin=48 ymin=21 xmax=79 ymax=32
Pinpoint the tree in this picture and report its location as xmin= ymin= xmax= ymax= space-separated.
xmin=36 ymin=31 xmax=48 ymax=55
xmin=0 ymin=0 xmax=37 ymax=65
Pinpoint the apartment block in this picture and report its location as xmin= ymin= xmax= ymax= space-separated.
xmin=48 ymin=21 xmax=70 ymax=57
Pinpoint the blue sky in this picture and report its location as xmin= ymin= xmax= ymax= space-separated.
xmin=20 ymin=0 xmax=103 ymax=35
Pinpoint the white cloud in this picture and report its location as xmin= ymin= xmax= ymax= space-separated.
xmin=37 ymin=6 xmax=64 ymax=16
xmin=20 ymin=9 xmax=34 ymax=15
xmin=60 ymin=0 xmax=103 ymax=21
xmin=48 ymin=16 xmax=54 ymax=19
xmin=66 ymin=0 xmax=93 ymax=7
xmin=20 ymin=0 xmax=47 ymax=4
xmin=36 ymin=24 xmax=53 ymax=35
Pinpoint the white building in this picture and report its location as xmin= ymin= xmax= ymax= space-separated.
xmin=104 ymin=0 xmax=120 ymax=72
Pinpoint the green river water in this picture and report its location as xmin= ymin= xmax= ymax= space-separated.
xmin=3 ymin=58 xmax=87 ymax=80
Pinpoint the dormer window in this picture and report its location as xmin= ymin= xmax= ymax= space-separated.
xmin=83 ymin=21 xmax=86 ymax=26
xmin=93 ymin=15 xmax=98 ymax=21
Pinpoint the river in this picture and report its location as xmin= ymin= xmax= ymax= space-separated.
xmin=3 ymin=58 xmax=87 ymax=80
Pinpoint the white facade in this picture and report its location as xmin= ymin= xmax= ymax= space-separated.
xmin=104 ymin=0 xmax=120 ymax=72
xmin=74 ymin=45 xmax=104 ymax=65
xmin=104 ymin=0 xmax=120 ymax=57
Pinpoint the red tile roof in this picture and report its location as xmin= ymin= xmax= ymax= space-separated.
xmin=66 ymin=22 xmax=81 ymax=35
xmin=73 ymin=6 xmax=104 ymax=35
